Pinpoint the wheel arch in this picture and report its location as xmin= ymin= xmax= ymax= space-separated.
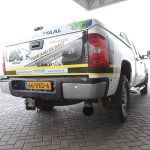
xmin=120 ymin=60 xmax=132 ymax=82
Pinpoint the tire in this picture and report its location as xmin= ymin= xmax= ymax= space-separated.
xmin=41 ymin=105 xmax=55 ymax=111
xmin=140 ymin=74 xmax=148 ymax=95
xmin=112 ymin=75 xmax=130 ymax=122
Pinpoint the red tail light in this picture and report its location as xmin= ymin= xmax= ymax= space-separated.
xmin=88 ymin=33 xmax=109 ymax=67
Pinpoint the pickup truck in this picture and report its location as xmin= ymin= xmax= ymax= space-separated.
xmin=0 ymin=19 xmax=149 ymax=122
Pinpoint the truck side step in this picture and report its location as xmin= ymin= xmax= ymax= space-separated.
xmin=130 ymin=85 xmax=145 ymax=94
xmin=139 ymin=85 xmax=145 ymax=91
xmin=129 ymin=90 xmax=137 ymax=94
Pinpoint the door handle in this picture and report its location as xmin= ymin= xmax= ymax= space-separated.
xmin=31 ymin=41 xmax=40 ymax=48
xmin=29 ymin=40 xmax=44 ymax=50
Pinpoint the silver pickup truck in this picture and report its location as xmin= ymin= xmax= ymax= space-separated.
xmin=1 ymin=19 xmax=149 ymax=122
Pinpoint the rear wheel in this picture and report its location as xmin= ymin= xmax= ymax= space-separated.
xmin=112 ymin=75 xmax=130 ymax=122
xmin=140 ymin=74 xmax=148 ymax=95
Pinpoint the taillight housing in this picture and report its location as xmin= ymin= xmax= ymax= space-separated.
xmin=88 ymin=33 xmax=109 ymax=67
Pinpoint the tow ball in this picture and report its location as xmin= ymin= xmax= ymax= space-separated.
xmin=83 ymin=101 xmax=94 ymax=116
xmin=25 ymin=98 xmax=36 ymax=110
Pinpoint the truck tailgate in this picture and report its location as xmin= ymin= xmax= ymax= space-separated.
xmin=5 ymin=31 xmax=88 ymax=77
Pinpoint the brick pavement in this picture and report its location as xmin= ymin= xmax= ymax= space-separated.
xmin=0 ymin=86 xmax=150 ymax=150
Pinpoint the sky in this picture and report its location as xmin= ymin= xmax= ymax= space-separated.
xmin=0 ymin=0 xmax=150 ymax=74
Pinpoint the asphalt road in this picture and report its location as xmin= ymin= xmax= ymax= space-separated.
xmin=0 ymin=86 xmax=150 ymax=150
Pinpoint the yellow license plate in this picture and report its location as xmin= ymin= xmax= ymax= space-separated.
xmin=26 ymin=82 xmax=52 ymax=90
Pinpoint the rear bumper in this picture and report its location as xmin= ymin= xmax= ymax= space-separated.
xmin=0 ymin=77 xmax=109 ymax=101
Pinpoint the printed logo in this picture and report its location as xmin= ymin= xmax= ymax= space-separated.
xmin=43 ymin=29 xmax=61 ymax=35
xmin=8 ymin=49 xmax=23 ymax=64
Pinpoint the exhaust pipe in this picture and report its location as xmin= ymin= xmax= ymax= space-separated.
xmin=83 ymin=101 xmax=94 ymax=116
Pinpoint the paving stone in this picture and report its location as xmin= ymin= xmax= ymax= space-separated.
xmin=42 ymin=145 xmax=61 ymax=150
xmin=7 ymin=137 xmax=17 ymax=145
xmin=139 ymin=137 xmax=150 ymax=145
xmin=52 ymin=137 xmax=61 ymax=145
xmin=33 ymin=141 xmax=52 ymax=147
xmin=32 ymin=147 xmax=42 ymax=150
xmin=130 ymin=147 xmax=142 ymax=150
xmin=1 ymin=134 xmax=11 ymax=142
xmin=0 ymin=145 xmax=14 ymax=150
xmin=14 ymin=140 xmax=25 ymax=149
xmin=0 ymin=141 xmax=6 ymax=146
xmin=71 ymin=143 xmax=81 ymax=150
xmin=140 ymin=145 xmax=150 ymax=150
xmin=60 ymin=140 xmax=70 ymax=149
xmin=23 ymin=143 xmax=32 ymax=150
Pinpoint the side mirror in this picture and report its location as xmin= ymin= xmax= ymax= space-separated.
xmin=147 ymin=50 xmax=150 ymax=56
xmin=141 ymin=50 xmax=150 ymax=59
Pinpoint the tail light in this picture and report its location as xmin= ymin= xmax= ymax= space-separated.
xmin=88 ymin=33 xmax=109 ymax=67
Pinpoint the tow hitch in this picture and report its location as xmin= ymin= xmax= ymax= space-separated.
xmin=25 ymin=98 xmax=36 ymax=110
